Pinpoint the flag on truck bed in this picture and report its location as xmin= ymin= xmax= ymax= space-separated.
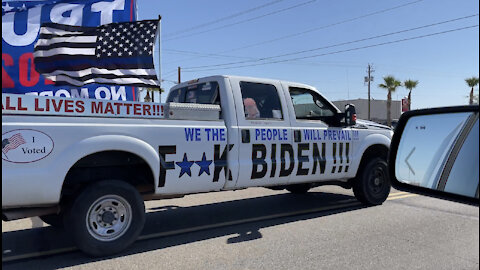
xmin=33 ymin=20 xmax=160 ymax=88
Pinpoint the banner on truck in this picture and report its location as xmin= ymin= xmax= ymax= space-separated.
xmin=2 ymin=93 xmax=164 ymax=119
xmin=2 ymin=0 xmax=139 ymax=101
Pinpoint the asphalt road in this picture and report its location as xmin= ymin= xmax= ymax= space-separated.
xmin=2 ymin=186 xmax=479 ymax=270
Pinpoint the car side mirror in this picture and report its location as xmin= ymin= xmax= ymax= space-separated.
xmin=344 ymin=104 xmax=357 ymax=126
xmin=388 ymin=105 xmax=479 ymax=206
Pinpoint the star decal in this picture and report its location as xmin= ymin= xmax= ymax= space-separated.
xmin=3 ymin=3 xmax=15 ymax=13
xmin=93 ymin=20 xmax=158 ymax=58
xmin=176 ymin=153 xmax=194 ymax=177
xmin=18 ymin=4 xmax=27 ymax=11
xmin=195 ymin=153 xmax=213 ymax=176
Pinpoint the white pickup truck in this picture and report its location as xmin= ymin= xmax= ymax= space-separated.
xmin=2 ymin=75 xmax=393 ymax=256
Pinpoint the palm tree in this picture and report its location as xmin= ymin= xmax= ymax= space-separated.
xmin=141 ymin=87 xmax=164 ymax=102
xmin=465 ymin=77 xmax=479 ymax=105
xmin=404 ymin=79 xmax=418 ymax=110
xmin=378 ymin=75 xmax=402 ymax=127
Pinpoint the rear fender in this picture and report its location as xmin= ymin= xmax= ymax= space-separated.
xmin=54 ymin=135 xmax=159 ymax=201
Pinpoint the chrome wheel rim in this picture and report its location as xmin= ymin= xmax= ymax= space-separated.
xmin=86 ymin=195 xmax=132 ymax=241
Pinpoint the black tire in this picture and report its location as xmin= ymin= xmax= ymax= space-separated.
xmin=39 ymin=213 xmax=64 ymax=228
xmin=352 ymin=157 xmax=391 ymax=205
xmin=64 ymin=180 xmax=146 ymax=257
xmin=286 ymin=183 xmax=311 ymax=194
xmin=266 ymin=187 xmax=283 ymax=191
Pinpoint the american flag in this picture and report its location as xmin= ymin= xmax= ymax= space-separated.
xmin=33 ymin=20 xmax=160 ymax=88
xmin=2 ymin=133 xmax=26 ymax=154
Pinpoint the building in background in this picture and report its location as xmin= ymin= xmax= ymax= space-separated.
xmin=332 ymin=98 xmax=401 ymax=125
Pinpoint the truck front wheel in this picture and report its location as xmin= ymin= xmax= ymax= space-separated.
xmin=64 ymin=180 xmax=146 ymax=257
xmin=352 ymin=157 xmax=390 ymax=205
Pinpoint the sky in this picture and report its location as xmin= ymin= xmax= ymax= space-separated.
xmin=137 ymin=0 xmax=479 ymax=108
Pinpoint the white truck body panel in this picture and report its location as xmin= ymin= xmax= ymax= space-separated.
xmin=2 ymin=75 xmax=393 ymax=209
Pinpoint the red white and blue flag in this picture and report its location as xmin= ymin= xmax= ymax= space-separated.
xmin=2 ymin=133 xmax=26 ymax=154
xmin=33 ymin=20 xmax=160 ymax=89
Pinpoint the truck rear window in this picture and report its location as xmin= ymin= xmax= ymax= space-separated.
xmin=167 ymin=82 xmax=219 ymax=105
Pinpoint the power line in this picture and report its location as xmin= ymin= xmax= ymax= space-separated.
xmin=164 ymin=0 xmax=285 ymax=38
xmin=182 ymin=25 xmax=479 ymax=72
xmin=163 ymin=48 xmax=366 ymax=68
xmin=161 ymin=78 xmax=179 ymax=84
xmin=163 ymin=49 xmax=255 ymax=61
xmin=162 ymin=68 xmax=178 ymax=77
xmin=183 ymin=14 xmax=478 ymax=70
xmin=163 ymin=0 xmax=425 ymax=64
xmin=161 ymin=49 xmax=359 ymax=68
xmin=222 ymin=0 xmax=426 ymax=53
xmin=164 ymin=0 xmax=316 ymax=41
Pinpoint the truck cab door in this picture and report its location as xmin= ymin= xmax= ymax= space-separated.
xmin=228 ymin=77 xmax=294 ymax=189
xmin=283 ymin=85 xmax=357 ymax=185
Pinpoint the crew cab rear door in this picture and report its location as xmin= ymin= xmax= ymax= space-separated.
xmin=159 ymin=77 xmax=239 ymax=194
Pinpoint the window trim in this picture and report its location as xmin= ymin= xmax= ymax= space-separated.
xmin=240 ymin=81 xmax=285 ymax=121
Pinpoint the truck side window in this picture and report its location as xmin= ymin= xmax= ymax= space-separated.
xmin=166 ymin=88 xmax=184 ymax=103
xmin=167 ymin=82 xmax=219 ymax=105
xmin=185 ymin=82 xmax=219 ymax=104
xmin=240 ymin=82 xmax=283 ymax=120
xmin=289 ymin=87 xmax=336 ymax=123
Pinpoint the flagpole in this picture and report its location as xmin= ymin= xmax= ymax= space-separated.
xmin=157 ymin=15 xmax=162 ymax=103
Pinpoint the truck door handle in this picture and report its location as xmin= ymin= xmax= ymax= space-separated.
xmin=294 ymin=130 xmax=301 ymax=142
xmin=241 ymin=129 xmax=250 ymax=143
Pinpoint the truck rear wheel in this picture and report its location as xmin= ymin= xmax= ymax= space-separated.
xmin=64 ymin=180 xmax=145 ymax=257
xmin=286 ymin=183 xmax=311 ymax=194
xmin=352 ymin=157 xmax=390 ymax=205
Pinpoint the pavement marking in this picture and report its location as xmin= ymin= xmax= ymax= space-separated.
xmin=387 ymin=194 xmax=418 ymax=200
xmin=2 ymin=199 xmax=361 ymax=263
xmin=388 ymin=191 xmax=410 ymax=197
xmin=138 ymin=199 xmax=361 ymax=241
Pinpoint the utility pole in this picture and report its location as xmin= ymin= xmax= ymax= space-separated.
xmin=364 ymin=64 xmax=374 ymax=120
xmin=178 ymin=66 xmax=181 ymax=84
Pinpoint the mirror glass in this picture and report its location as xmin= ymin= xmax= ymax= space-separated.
xmin=395 ymin=112 xmax=479 ymax=198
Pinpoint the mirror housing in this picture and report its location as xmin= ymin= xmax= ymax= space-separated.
xmin=388 ymin=105 xmax=479 ymax=206
xmin=344 ymin=104 xmax=357 ymax=126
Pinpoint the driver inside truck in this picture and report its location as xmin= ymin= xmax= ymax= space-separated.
xmin=243 ymin=98 xmax=261 ymax=119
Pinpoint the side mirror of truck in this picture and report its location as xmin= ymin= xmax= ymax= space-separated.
xmin=388 ymin=105 xmax=479 ymax=206
xmin=344 ymin=104 xmax=357 ymax=126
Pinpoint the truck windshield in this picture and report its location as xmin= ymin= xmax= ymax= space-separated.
xmin=167 ymin=82 xmax=220 ymax=105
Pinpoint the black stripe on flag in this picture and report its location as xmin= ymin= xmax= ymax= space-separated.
xmin=34 ymin=42 xmax=97 ymax=50
xmin=38 ymin=32 xmax=95 ymax=39
xmin=33 ymin=20 xmax=160 ymax=89
xmin=48 ymin=73 xmax=158 ymax=81
xmin=53 ymin=82 xmax=160 ymax=88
